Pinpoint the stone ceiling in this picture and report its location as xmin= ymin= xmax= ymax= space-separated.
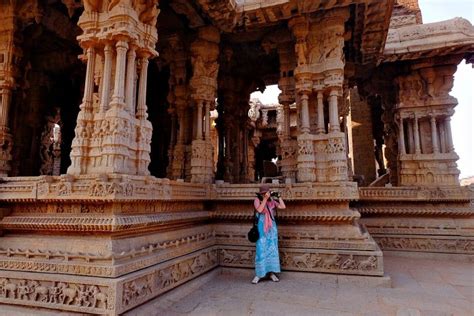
xmin=169 ymin=0 xmax=395 ymax=65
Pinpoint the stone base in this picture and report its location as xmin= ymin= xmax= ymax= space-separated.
xmin=0 ymin=247 xmax=219 ymax=315
xmin=357 ymin=187 xmax=474 ymax=256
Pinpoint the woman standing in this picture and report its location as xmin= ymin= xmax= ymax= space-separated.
xmin=252 ymin=185 xmax=286 ymax=284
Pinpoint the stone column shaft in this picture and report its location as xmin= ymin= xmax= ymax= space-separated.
xmin=399 ymin=118 xmax=406 ymax=154
xmin=430 ymin=116 xmax=440 ymax=154
xmin=407 ymin=121 xmax=414 ymax=154
xmin=137 ymin=57 xmax=149 ymax=119
xmin=170 ymin=112 xmax=177 ymax=146
xmin=111 ymin=41 xmax=128 ymax=106
xmin=196 ymin=101 xmax=203 ymax=140
xmin=204 ymin=101 xmax=210 ymax=140
xmin=413 ymin=116 xmax=421 ymax=154
xmin=0 ymin=89 xmax=12 ymax=127
xmin=125 ymin=47 xmax=136 ymax=114
xmin=283 ymin=102 xmax=291 ymax=139
xmin=178 ymin=108 xmax=185 ymax=143
xmin=100 ymin=44 xmax=113 ymax=112
xmin=300 ymin=93 xmax=310 ymax=133
xmin=83 ymin=47 xmax=97 ymax=111
xmin=445 ymin=117 xmax=454 ymax=153
xmin=329 ymin=90 xmax=340 ymax=132
xmin=439 ymin=121 xmax=447 ymax=153
xmin=317 ymin=91 xmax=325 ymax=134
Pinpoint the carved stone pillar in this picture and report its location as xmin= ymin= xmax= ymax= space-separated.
xmin=329 ymin=89 xmax=340 ymax=132
xmin=413 ymin=115 xmax=421 ymax=154
xmin=111 ymin=41 xmax=128 ymax=107
xmin=290 ymin=10 xmax=349 ymax=183
xmin=0 ymin=88 xmax=13 ymax=176
xmin=189 ymin=26 xmax=220 ymax=183
xmin=171 ymin=105 xmax=186 ymax=180
xmin=0 ymin=6 xmax=19 ymax=177
xmin=430 ymin=115 xmax=439 ymax=154
xmin=407 ymin=120 xmax=414 ymax=154
xmin=67 ymin=46 xmax=96 ymax=175
xmin=204 ymin=101 xmax=211 ymax=140
xmin=398 ymin=117 xmax=406 ymax=155
xmin=166 ymin=107 xmax=177 ymax=178
xmin=300 ymin=93 xmax=310 ymax=133
xmin=316 ymin=91 xmax=325 ymax=134
xmin=136 ymin=56 xmax=152 ymax=176
xmin=100 ymin=43 xmax=113 ymax=113
xmin=445 ymin=117 xmax=454 ymax=153
xmin=125 ymin=46 xmax=136 ymax=115
xmin=195 ymin=100 xmax=203 ymax=140
xmin=439 ymin=121 xmax=447 ymax=153
xmin=67 ymin=1 xmax=158 ymax=176
xmin=396 ymin=62 xmax=460 ymax=186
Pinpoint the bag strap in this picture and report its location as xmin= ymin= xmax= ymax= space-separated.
xmin=253 ymin=209 xmax=259 ymax=226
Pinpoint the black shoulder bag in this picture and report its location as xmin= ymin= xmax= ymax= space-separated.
xmin=247 ymin=210 xmax=260 ymax=243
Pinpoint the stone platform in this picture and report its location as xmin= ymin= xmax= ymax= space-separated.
xmin=126 ymin=254 xmax=473 ymax=316
xmin=1 ymin=255 xmax=473 ymax=315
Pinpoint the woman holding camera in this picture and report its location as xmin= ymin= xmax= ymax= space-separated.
xmin=252 ymin=185 xmax=286 ymax=284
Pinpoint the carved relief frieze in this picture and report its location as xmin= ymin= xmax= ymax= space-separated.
xmin=119 ymin=248 xmax=218 ymax=312
xmin=218 ymin=248 xmax=383 ymax=276
xmin=0 ymin=277 xmax=111 ymax=313
xmin=374 ymin=236 xmax=473 ymax=254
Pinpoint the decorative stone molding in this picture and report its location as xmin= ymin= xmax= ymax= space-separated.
xmin=1 ymin=212 xmax=210 ymax=233
xmin=0 ymin=226 xmax=215 ymax=278
xmin=212 ymin=208 xmax=360 ymax=222
xmin=384 ymin=18 xmax=474 ymax=62
xmin=213 ymin=182 xmax=359 ymax=201
xmin=359 ymin=186 xmax=474 ymax=202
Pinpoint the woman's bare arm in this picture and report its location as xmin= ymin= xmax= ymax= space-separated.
xmin=255 ymin=192 xmax=271 ymax=213
xmin=276 ymin=197 xmax=286 ymax=209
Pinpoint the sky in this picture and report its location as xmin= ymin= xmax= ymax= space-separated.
xmin=251 ymin=0 xmax=474 ymax=179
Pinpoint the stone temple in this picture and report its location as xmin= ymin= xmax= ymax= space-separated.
xmin=0 ymin=0 xmax=473 ymax=314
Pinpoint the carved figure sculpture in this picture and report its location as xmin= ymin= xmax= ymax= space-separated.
xmin=133 ymin=0 xmax=159 ymax=25
xmin=48 ymin=283 xmax=61 ymax=304
xmin=17 ymin=280 xmax=32 ymax=300
xmin=357 ymin=256 xmax=377 ymax=270
xmin=58 ymin=283 xmax=77 ymax=305
xmin=158 ymin=269 xmax=174 ymax=288
xmin=4 ymin=280 xmax=17 ymax=299
xmin=291 ymin=253 xmax=311 ymax=268
xmin=83 ymin=0 xmax=103 ymax=12
xmin=30 ymin=281 xmax=49 ymax=302
xmin=75 ymin=285 xmax=89 ymax=307
xmin=341 ymin=255 xmax=357 ymax=270
xmin=322 ymin=255 xmax=341 ymax=269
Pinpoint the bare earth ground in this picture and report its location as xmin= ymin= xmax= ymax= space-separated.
xmin=1 ymin=254 xmax=473 ymax=316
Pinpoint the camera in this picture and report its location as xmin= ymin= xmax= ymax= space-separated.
xmin=256 ymin=191 xmax=281 ymax=200
xmin=270 ymin=191 xmax=281 ymax=199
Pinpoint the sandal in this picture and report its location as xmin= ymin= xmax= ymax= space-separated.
xmin=269 ymin=273 xmax=279 ymax=282
xmin=251 ymin=276 xmax=260 ymax=284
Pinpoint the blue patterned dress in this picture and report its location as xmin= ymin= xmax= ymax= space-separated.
xmin=254 ymin=198 xmax=281 ymax=277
